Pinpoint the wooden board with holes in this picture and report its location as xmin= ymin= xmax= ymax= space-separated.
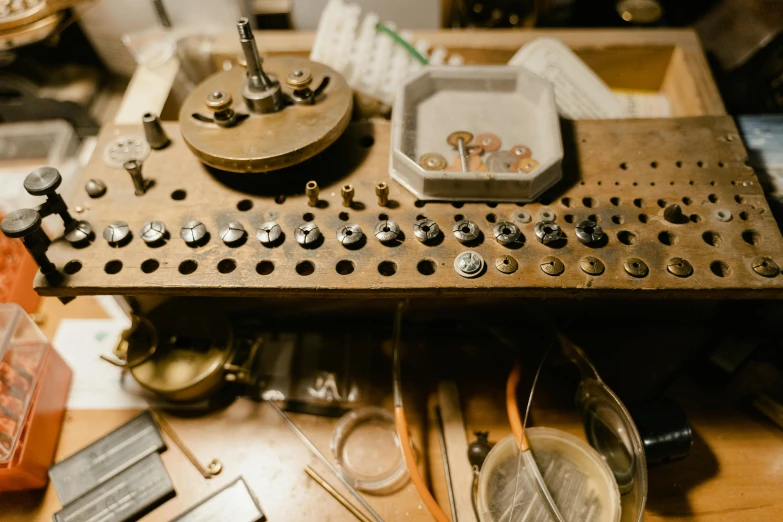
xmin=34 ymin=116 xmax=783 ymax=298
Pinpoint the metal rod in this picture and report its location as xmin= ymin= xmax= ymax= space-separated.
xmin=457 ymin=138 xmax=469 ymax=172
xmin=392 ymin=300 xmax=405 ymax=408
xmin=435 ymin=406 xmax=458 ymax=522
xmin=236 ymin=18 xmax=273 ymax=90
xmin=305 ymin=466 xmax=373 ymax=522
xmin=151 ymin=411 xmax=222 ymax=479
xmin=268 ymin=401 xmax=385 ymax=522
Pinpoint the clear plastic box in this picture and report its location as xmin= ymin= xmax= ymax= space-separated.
xmin=0 ymin=303 xmax=50 ymax=464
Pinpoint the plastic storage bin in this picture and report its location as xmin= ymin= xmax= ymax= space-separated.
xmin=0 ymin=303 xmax=71 ymax=491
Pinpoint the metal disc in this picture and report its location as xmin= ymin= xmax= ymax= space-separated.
xmin=486 ymin=151 xmax=518 ymax=172
xmin=447 ymin=131 xmax=474 ymax=147
xmin=419 ymin=153 xmax=447 ymax=171
xmin=667 ymin=257 xmax=693 ymax=277
xmin=413 ymin=219 xmax=440 ymax=243
xmin=103 ymin=136 xmax=150 ymax=169
xmin=180 ymin=221 xmax=208 ymax=245
xmin=140 ymin=221 xmax=166 ymax=244
xmin=179 ymin=57 xmax=353 ymax=173
xmin=624 ymin=258 xmax=649 ymax=278
xmin=219 ymin=221 xmax=247 ymax=245
xmin=540 ymin=256 xmax=565 ymax=276
xmin=474 ymin=133 xmax=501 ymax=152
xmin=510 ymin=145 xmax=532 ymax=159
xmin=493 ymin=222 xmax=521 ymax=245
xmin=453 ymin=220 xmax=480 ymax=243
xmin=580 ymin=256 xmax=605 ymax=275
xmin=495 ymin=255 xmax=518 ymax=274
xmin=64 ymin=221 xmax=92 ymax=244
xmin=518 ymin=158 xmax=540 ymax=174
xmin=752 ymin=256 xmax=779 ymax=277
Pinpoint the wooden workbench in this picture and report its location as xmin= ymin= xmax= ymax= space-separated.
xmin=4 ymin=28 xmax=783 ymax=521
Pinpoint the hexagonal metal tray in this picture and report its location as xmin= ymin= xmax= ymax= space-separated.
xmin=34 ymin=116 xmax=783 ymax=299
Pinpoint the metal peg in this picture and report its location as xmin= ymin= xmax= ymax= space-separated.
xmin=341 ymin=184 xmax=355 ymax=207
xmin=375 ymin=182 xmax=389 ymax=207
xmin=306 ymin=180 xmax=320 ymax=207
xmin=124 ymin=159 xmax=149 ymax=196
xmin=142 ymin=113 xmax=170 ymax=149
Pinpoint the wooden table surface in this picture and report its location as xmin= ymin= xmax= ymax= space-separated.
xmin=1 ymin=296 xmax=782 ymax=521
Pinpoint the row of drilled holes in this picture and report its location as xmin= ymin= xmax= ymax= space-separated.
xmin=64 ymin=257 xmax=756 ymax=280
xmin=171 ymin=186 xmax=754 ymax=210
xmin=64 ymin=258 xmax=434 ymax=277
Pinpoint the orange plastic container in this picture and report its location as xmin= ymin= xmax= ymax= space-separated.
xmin=0 ymin=215 xmax=40 ymax=313
xmin=0 ymin=304 xmax=71 ymax=491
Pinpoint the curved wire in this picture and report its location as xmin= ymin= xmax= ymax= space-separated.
xmin=392 ymin=301 xmax=450 ymax=522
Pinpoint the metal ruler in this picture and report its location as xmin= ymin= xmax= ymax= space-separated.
xmin=53 ymin=452 xmax=175 ymax=522
xmin=49 ymin=411 xmax=166 ymax=505
xmin=170 ymin=477 xmax=266 ymax=522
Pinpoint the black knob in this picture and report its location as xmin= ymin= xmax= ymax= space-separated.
xmin=0 ymin=208 xmax=42 ymax=238
xmin=23 ymin=166 xmax=76 ymax=228
xmin=1 ymin=208 xmax=62 ymax=285
xmin=24 ymin=167 xmax=62 ymax=196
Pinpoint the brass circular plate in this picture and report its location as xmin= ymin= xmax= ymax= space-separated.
xmin=180 ymin=56 xmax=353 ymax=173
xmin=624 ymin=257 xmax=649 ymax=278
xmin=518 ymin=158 xmax=540 ymax=174
xmin=667 ymin=257 xmax=693 ymax=278
xmin=510 ymin=145 xmax=532 ymax=159
xmin=495 ymin=255 xmax=518 ymax=274
xmin=447 ymin=131 xmax=474 ymax=147
xmin=752 ymin=256 xmax=779 ymax=277
xmin=540 ymin=256 xmax=565 ymax=276
xmin=580 ymin=256 xmax=605 ymax=275
xmin=419 ymin=153 xmax=447 ymax=171
xmin=474 ymin=133 xmax=501 ymax=152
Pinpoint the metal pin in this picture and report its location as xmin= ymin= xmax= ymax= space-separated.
xmin=142 ymin=113 xmax=170 ymax=149
xmin=375 ymin=182 xmax=389 ymax=207
xmin=306 ymin=180 xmax=320 ymax=207
xmin=434 ymin=406 xmax=458 ymax=522
xmin=150 ymin=411 xmax=222 ymax=479
xmin=268 ymin=401 xmax=385 ymax=522
xmin=304 ymin=467 xmax=372 ymax=522
xmin=123 ymin=160 xmax=148 ymax=196
xmin=341 ymin=184 xmax=355 ymax=207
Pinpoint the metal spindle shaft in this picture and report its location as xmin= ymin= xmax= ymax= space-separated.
xmin=237 ymin=18 xmax=273 ymax=90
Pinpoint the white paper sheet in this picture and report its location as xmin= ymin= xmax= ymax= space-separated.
xmin=53 ymin=319 xmax=148 ymax=409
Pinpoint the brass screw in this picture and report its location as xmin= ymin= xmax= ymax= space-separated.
xmin=286 ymin=69 xmax=313 ymax=90
xmin=205 ymin=90 xmax=232 ymax=111
xmin=306 ymin=180 xmax=319 ymax=207
xmin=375 ymin=182 xmax=389 ymax=207
xmin=341 ymin=184 xmax=354 ymax=208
